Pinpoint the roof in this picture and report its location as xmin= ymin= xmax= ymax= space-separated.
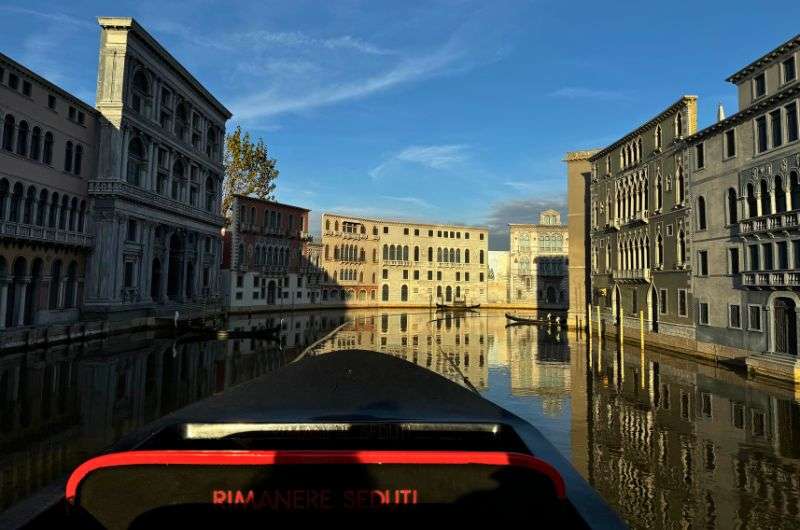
xmin=563 ymin=150 xmax=600 ymax=162
xmin=233 ymin=194 xmax=310 ymax=212
xmin=0 ymin=52 xmax=99 ymax=114
xmin=589 ymin=96 xmax=696 ymax=161
xmin=322 ymin=212 xmax=488 ymax=231
xmin=726 ymin=33 xmax=800 ymax=84
xmin=97 ymin=17 xmax=232 ymax=119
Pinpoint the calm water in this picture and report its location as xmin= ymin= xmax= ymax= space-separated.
xmin=2 ymin=308 xmax=800 ymax=529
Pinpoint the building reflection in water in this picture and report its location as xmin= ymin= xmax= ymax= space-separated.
xmin=0 ymin=310 xmax=345 ymax=513
xmin=1 ymin=308 xmax=799 ymax=529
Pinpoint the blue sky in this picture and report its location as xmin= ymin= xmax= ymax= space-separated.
xmin=2 ymin=1 xmax=799 ymax=249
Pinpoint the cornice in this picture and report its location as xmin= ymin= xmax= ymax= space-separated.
xmin=563 ymin=150 xmax=600 ymax=161
xmin=726 ymin=33 xmax=800 ymax=84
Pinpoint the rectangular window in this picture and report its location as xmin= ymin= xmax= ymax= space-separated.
xmin=414 ymin=229 xmax=419 ymax=236
xmin=126 ymin=219 xmax=137 ymax=242
xmin=427 ymin=270 xmax=433 ymax=280
xmin=235 ymin=292 xmax=243 ymax=300
xmin=729 ymin=304 xmax=741 ymax=329
xmin=480 ymin=233 xmax=485 ymax=240
xmin=666 ymin=224 xmax=674 ymax=237
xmin=22 ymin=80 xmax=31 ymax=96
xmin=402 ymin=270 xmax=408 ymax=280
xmin=699 ymin=302 xmax=709 ymax=325
xmin=404 ymin=228 xmax=409 ymax=235
xmin=678 ymin=289 xmax=687 ymax=317
xmin=756 ymin=116 xmax=768 ymax=152
xmin=465 ymin=233 xmax=470 ymax=239
xmin=787 ymin=103 xmax=799 ymax=143
xmin=124 ymin=262 xmax=134 ymax=288
xmin=382 ymin=269 xmax=388 ymax=280
xmin=479 ymin=273 xmax=484 ymax=282
xmin=754 ymin=73 xmax=766 ymax=98
xmin=748 ymin=305 xmax=762 ymax=331
xmin=465 ymin=272 xmax=470 ymax=282
xmin=68 ymin=106 xmax=76 ymax=121
xmin=8 ymin=73 xmax=18 ymax=90
xmin=78 ymin=111 xmax=85 ymax=125
xmin=794 ymin=240 xmax=800 ymax=268
xmin=236 ymin=275 xmax=243 ymax=288
xmin=729 ymin=248 xmax=740 ymax=274
xmin=455 ymin=272 xmax=461 ymax=281
xmin=383 ymin=227 xmax=388 ymax=234
xmin=698 ymin=250 xmax=708 ymax=276
xmin=696 ymin=143 xmax=705 ymax=169
xmin=770 ymin=109 xmax=783 ymax=147
xmin=725 ymin=129 xmax=736 ymax=158
xmin=659 ymin=289 xmax=668 ymax=314
xmin=762 ymin=243 xmax=773 ymax=270
xmin=749 ymin=245 xmax=760 ymax=271
xmin=783 ymin=56 xmax=797 ymax=83
xmin=48 ymin=94 xmax=56 ymax=110
xmin=428 ymin=230 xmax=433 ymax=237
xmin=778 ymin=241 xmax=789 ymax=269
xmin=413 ymin=270 xmax=419 ymax=280
xmin=437 ymin=271 xmax=442 ymax=281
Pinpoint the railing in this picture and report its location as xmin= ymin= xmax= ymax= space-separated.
xmin=740 ymin=211 xmax=800 ymax=235
xmin=742 ymin=270 xmax=800 ymax=288
xmin=0 ymin=220 xmax=92 ymax=247
xmin=88 ymin=180 xmax=225 ymax=226
xmin=612 ymin=269 xmax=652 ymax=282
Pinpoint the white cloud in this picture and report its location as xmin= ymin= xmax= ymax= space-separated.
xmin=379 ymin=195 xmax=434 ymax=209
xmin=370 ymin=144 xmax=470 ymax=180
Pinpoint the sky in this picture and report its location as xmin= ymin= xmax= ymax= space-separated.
xmin=2 ymin=1 xmax=799 ymax=249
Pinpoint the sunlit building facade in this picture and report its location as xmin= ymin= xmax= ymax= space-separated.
xmin=508 ymin=209 xmax=569 ymax=309
xmin=320 ymin=213 xmax=490 ymax=306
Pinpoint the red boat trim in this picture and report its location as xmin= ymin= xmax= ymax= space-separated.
xmin=66 ymin=450 xmax=565 ymax=502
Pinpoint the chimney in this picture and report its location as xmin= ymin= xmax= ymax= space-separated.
xmin=716 ymin=103 xmax=726 ymax=122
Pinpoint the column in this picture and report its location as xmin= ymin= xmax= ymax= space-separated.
xmin=161 ymin=232 xmax=171 ymax=303
xmin=115 ymin=216 xmax=126 ymax=301
xmin=786 ymin=186 xmax=792 ymax=213
xmin=141 ymin=223 xmax=153 ymax=302
xmin=120 ymin=127 xmax=131 ymax=182
xmin=0 ymin=279 xmax=9 ymax=329
xmin=756 ymin=191 xmax=763 ymax=217
xmin=770 ymin=184 xmax=777 ymax=216
xmin=147 ymin=142 xmax=156 ymax=191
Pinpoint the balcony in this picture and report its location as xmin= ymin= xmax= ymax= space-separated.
xmin=612 ymin=269 xmax=651 ymax=283
xmin=625 ymin=210 xmax=649 ymax=226
xmin=742 ymin=270 xmax=800 ymax=289
xmin=739 ymin=211 xmax=800 ymax=237
xmin=0 ymin=220 xmax=92 ymax=248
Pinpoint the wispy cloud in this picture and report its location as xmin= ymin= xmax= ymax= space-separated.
xmin=230 ymin=41 xmax=464 ymax=120
xmin=484 ymin=195 xmax=567 ymax=250
xmin=379 ymin=195 xmax=434 ymax=209
xmin=548 ymin=86 xmax=632 ymax=101
xmin=0 ymin=6 xmax=95 ymax=29
xmin=370 ymin=144 xmax=470 ymax=179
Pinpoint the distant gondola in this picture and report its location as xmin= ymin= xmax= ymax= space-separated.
xmin=505 ymin=313 xmax=550 ymax=325
xmin=436 ymin=302 xmax=481 ymax=310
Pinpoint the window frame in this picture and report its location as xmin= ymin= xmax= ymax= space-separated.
xmin=678 ymin=289 xmax=688 ymax=317
xmin=753 ymin=72 xmax=767 ymax=100
xmin=728 ymin=304 xmax=742 ymax=329
xmin=724 ymin=128 xmax=736 ymax=159
xmin=747 ymin=304 xmax=762 ymax=332
xmin=782 ymin=55 xmax=797 ymax=85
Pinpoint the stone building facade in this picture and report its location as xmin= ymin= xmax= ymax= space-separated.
xmin=564 ymin=150 xmax=597 ymax=328
xmin=686 ymin=34 xmax=800 ymax=377
xmin=588 ymin=96 xmax=698 ymax=340
xmin=0 ymin=52 xmax=97 ymax=331
xmin=221 ymin=195 xmax=314 ymax=311
xmin=320 ymin=213 xmax=490 ymax=306
xmin=85 ymin=18 xmax=231 ymax=322
xmin=487 ymin=250 xmax=510 ymax=304
xmin=508 ymin=209 xmax=569 ymax=311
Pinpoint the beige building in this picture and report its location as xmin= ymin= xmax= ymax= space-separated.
xmin=487 ymin=250 xmax=510 ymax=304
xmin=320 ymin=213 xmax=489 ymax=306
xmin=508 ymin=209 xmax=569 ymax=310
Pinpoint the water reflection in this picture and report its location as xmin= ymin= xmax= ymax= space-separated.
xmin=2 ymin=308 xmax=799 ymax=530
xmin=0 ymin=310 xmax=345 ymax=513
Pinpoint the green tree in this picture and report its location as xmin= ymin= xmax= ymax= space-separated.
xmin=222 ymin=125 xmax=279 ymax=218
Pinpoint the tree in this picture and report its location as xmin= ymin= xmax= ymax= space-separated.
xmin=222 ymin=125 xmax=279 ymax=218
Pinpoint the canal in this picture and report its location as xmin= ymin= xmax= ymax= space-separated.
xmin=1 ymin=309 xmax=799 ymax=528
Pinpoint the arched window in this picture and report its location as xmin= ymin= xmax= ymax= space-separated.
xmin=443 ymin=248 xmax=449 ymax=263
xmin=727 ymin=188 xmax=738 ymax=225
xmin=676 ymin=166 xmax=685 ymax=204
xmin=2 ymin=115 xmax=15 ymax=151
xmin=389 ymin=245 xmax=396 ymax=261
xmin=697 ymin=196 xmax=707 ymax=230
xmin=48 ymin=192 xmax=59 ymax=227
xmin=9 ymin=183 xmax=22 ymax=222
xmin=382 ymin=244 xmax=388 ymax=260
xmin=760 ymin=179 xmax=770 ymax=216
xmin=437 ymin=248 xmax=442 ymax=262
xmin=401 ymin=285 xmax=408 ymax=302
xmin=16 ymin=120 xmax=28 ymax=156
xmin=127 ymin=138 xmax=146 ymax=185
xmin=69 ymin=197 xmax=78 ymax=231
xmin=402 ymin=246 xmax=408 ymax=261
xmin=49 ymin=260 xmax=62 ymax=309
xmin=479 ymin=250 xmax=484 ymax=264
xmin=360 ymin=248 xmax=365 ymax=262
xmin=36 ymin=189 xmax=48 ymax=226
xmin=449 ymin=249 xmax=455 ymax=262
xmin=131 ymin=70 xmax=151 ymax=115
xmin=455 ymin=249 xmax=460 ymax=263
xmin=23 ymin=186 xmax=35 ymax=224
xmin=175 ymin=102 xmax=189 ymax=140
xmin=791 ymin=172 xmax=800 ymax=212
xmin=43 ymin=132 xmax=53 ymax=165
xmin=64 ymin=141 xmax=73 ymax=173
xmin=747 ymin=183 xmax=758 ymax=218
xmin=428 ymin=247 xmax=433 ymax=261
xmin=414 ymin=246 xmax=419 ymax=262
xmin=74 ymin=145 xmax=83 ymax=175
xmin=676 ymin=112 xmax=684 ymax=137
xmin=465 ymin=249 xmax=470 ymax=263
xmin=30 ymin=127 xmax=41 ymax=160
xmin=677 ymin=230 xmax=686 ymax=264
xmin=382 ymin=284 xmax=389 ymax=301
xmin=655 ymin=125 xmax=662 ymax=149
xmin=775 ymin=176 xmax=786 ymax=213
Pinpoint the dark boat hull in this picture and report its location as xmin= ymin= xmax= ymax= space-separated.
xmin=505 ymin=313 xmax=549 ymax=325
xmin=26 ymin=349 xmax=624 ymax=529
xmin=436 ymin=303 xmax=480 ymax=310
